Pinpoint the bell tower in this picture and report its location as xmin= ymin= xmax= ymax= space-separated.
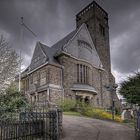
xmin=76 ymin=1 xmax=111 ymax=72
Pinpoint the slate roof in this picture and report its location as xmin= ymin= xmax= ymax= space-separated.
xmin=71 ymin=84 xmax=97 ymax=94
xmin=52 ymin=30 xmax=77 ymax=56
xmin=37 ymin=29 xmax=77 ymax=66
xmin=39 ymin=42 xmax=59 ymax=65
xmin=23 ymin=30 xmax=76 ymax=74
xmin=22 ymin=24 xmax=102 ymax=75
xmin=52 ymin=30 xmax=77 ymax=51
xmin=29 ymin=42 xmax=49 ymax=71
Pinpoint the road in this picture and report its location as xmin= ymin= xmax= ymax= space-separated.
xmin=62 ymin=115 xmax=135 ymax=140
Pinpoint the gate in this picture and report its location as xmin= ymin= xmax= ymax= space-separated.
xmin=134 ymin=107 xmax=140 ymax=140
xmin=0 ymin=120 xmax=44 ymax=139
xmin=0 ymin=107 xmax=62 ymax=140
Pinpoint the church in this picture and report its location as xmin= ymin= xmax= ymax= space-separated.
xmin=21 ymin=1 xmax=120 ymax=109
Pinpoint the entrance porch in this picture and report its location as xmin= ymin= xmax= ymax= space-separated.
xmin=71 ymin=83 xmax=98 ymax=105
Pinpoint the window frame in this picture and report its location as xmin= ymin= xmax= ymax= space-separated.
xmin=40 ymin=70 xmax=46 ymax=86
xmin=99 ymin=24 xmax=105 ymax=37
xmin=77 ymin=64 xmax=89 ymax=84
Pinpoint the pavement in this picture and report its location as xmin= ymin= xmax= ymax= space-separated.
xmin=62 ymin=115 xmax=135 ymax=140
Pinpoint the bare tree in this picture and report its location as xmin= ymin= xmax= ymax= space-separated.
xmin=0 ymin=35 xmax=19 ymax=91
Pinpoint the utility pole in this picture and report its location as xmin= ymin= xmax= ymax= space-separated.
xmin=19 ymin=17 xmax=37 ymax=92
xmin=19 ymin=17 xmax=23 ymax=92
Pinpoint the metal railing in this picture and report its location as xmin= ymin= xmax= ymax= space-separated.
xmin=134 ymin=108 xmax=140 ymax=140
xmin=0 ymin=107 xmax=62 ymax=140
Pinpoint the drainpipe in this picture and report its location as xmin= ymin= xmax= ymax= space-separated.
xmin=47 ymin=88 xmax=50 ymax=100
xmin=99 ymin=69 xmax=103 ymax=107
xmin=47 ymin=67 xmax=50 ymax=102
xmin=61 ymin=66 xmax=65 ymax=101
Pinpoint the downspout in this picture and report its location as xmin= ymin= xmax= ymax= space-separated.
xmin=47 ymin=88 xmax=50 ymax=101
xmin=61 ymin=66 xmax=64 ymax=101
xmin=99 ymin=69 xmax=103 ymax=107
xmin=47 ymin=67 xmax=50 ymax=101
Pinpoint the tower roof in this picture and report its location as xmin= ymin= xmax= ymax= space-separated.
xmin=76 ymin=1 xmax=108 ymax=19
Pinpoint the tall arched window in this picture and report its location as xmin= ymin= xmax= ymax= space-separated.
xmin=77 ymin=64 xmax=89 ymax=84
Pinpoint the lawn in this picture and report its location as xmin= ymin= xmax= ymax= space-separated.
xmin=59 ymin=99 xmax=122 ymax=122
xmin=63 ymin=111 xmax=81 ymax=116
xmin=122 ymin=120 xmax=134 ymax=128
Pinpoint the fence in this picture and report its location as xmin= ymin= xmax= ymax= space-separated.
xmin=134 ymin=108 xmax=140 ymax=140
xmin=0 ymin=107 xmax=62 ymax=140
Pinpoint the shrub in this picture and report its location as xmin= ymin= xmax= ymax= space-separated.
xmin=63 ymin=111 xmax=81 ymax=116
xmin=80 ymin=104 xmax=122 ymax=122
xmin=59 ymin=100 xmax=122 ymax=122
xmin=58 ymin=99 xmax=76 ymax=112
xmin=0 ymin=84 xmax=31 ymax=120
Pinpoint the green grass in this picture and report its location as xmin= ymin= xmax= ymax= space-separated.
xmin=58 ymin=99 xmax=76 ymax=112
xmin=59 ymin=99 xmax=122 ymax=122
xmin=63 ymin=111 xmax=81 ymax=116
xmin=63 ymin=110 xmax=122 ymax=122
xmin=122 ymin=120 xmax=134 ymax=128
xmin=80 ymin=105 xmax=122 ymax=122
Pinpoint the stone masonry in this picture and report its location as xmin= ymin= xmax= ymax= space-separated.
xmin=20 ymin=1 xmax=121 ymax=110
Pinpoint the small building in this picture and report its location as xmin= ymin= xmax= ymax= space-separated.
xmin=20 ymin=1 xmax=120 ymax=109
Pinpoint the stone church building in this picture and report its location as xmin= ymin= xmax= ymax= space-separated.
xmin=21 ymin=1 xmax=120 ymax=109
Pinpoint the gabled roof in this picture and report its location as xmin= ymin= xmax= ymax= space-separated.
xmin=28 ymin=30 xmax=77 ymax=72
xmin=29 ymin=42 xmax=47 ymax=71
xmin=40 ymin=42 xmax=60 ymax=65
xmin=52 ymin=30 xmax=77 ymax=50
xmin=52 ymin=30 xmax=77 ymax=55
xmin=53 ymin=23 xmax=103 ymax=68
xmin=23 ymin=23 xmax=103 ymax=75
xmin=29 ymin=42 xmax=62 ymax=72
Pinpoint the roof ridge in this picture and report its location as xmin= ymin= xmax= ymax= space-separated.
xmin=38 ymin=42 xmax=48 ymax=57
xmin=52 ymin=29 xmax=77 ymax=48
xmin=38 ymin=41 xmax=50 ymax=48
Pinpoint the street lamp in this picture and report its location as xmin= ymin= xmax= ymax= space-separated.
xmin=104 ymin=84 xmax=118 ymax=120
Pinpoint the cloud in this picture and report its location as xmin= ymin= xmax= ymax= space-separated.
xmin=111 ymin=30 xmax=140 ymax=73
xmin=110 ymin=8 xmax=140 ymax=75
xmin=0 ymin=0 xmax=140 ymax=83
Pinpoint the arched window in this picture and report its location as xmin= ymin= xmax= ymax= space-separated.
xmin=77 ymin=64 xmax=89 ymax=84
xmin=78 ymin=40 xmax=92 ymax=52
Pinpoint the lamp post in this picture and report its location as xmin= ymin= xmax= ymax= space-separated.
xmin=104 ymin=84 xmax=118 ymax=120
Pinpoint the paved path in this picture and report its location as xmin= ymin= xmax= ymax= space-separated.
xmin=62 ymin=115 xmax=135 ymax=140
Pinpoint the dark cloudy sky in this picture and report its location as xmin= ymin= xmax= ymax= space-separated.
xmin=0 ymin=0 xmax=140 ymax=84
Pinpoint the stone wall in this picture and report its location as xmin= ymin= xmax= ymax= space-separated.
xmin=49 ymin=65 xmax=62 ymax=86
xmin=21 ymin=55 xmax=115 ymax=109
xmin=21 ymin=64 xmax=63 ymax=105
xmin=59 ymin=54 xmax=112 ymax=108
xmin=38 ymin=91 xmax=48 ymax=103
xmin=76 ymin=1 xmax=111 ymax=72
xmin=49 ymin=89 xmax=63 ymax=103
xmin=75 ymin=1 xmax=121 ymax=109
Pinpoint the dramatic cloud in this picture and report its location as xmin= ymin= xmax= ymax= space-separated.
xmin=0 ymin=0 xmax=140 ymax=83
